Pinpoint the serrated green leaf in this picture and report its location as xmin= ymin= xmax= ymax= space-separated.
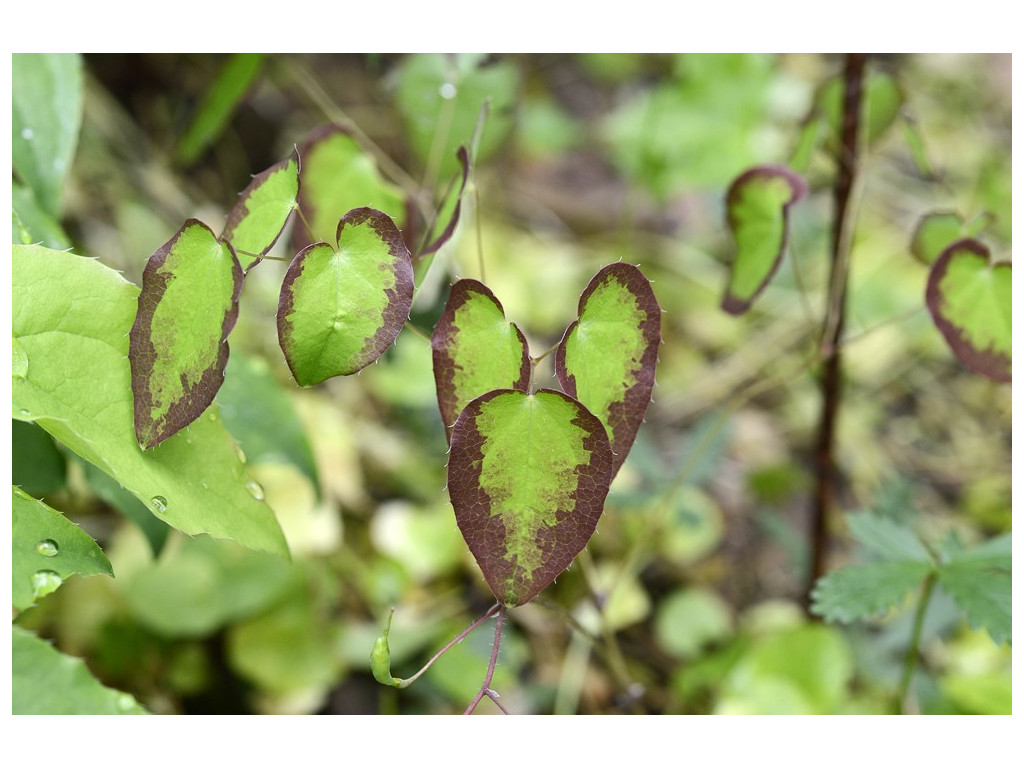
xmin=810 ymin=561 xmax=932 ymax=623
xmin=293 ymin=125 xmax=407 ymax=250
xmin=12 ymin=420 xmax=66 ymax=497
xmin=12 ymin=53 xmax=82 ymax=218
xmin=926 ymin=238 xmax=1011 ymax=382
xmin=394 ymin=53 xmax=518 ymax=178
xmin=278 ymin=207 xmax=414 ymax=386
xmin=431 ymin=279 xmax=530 ymax=441
xmin=130 ymin=219 xmax=243 ymax=448
xmin=217 ymin=351 xmax=320 ymax=493
xmin=447 ymin=389 xmax=613 ymax=606
xmin=938 ymin=535 xmax=1011 ymax=645
xmin=11 ymin=487 xmax=113 ymax=611
xmin=845 ymin=512 xmax=933 ymax=563
xmin=556 ymin=263 xmax=661 ymax=476
xmin=12 ymin=625 xmax=147 ymax=714
xmin=221 ymin=155 xmax=299 ymax=270
xmin=175 ymin=53 xmax=265 ymax=166
xmin=81 ymin=460 xmax=170 ymax=557
xmin=13 ymin=244 xmax=289 ymax=557
xmin=721 ymin=165 xmax=807 ymax=315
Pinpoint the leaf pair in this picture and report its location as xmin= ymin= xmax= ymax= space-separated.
xmin=432 ymin=264 xmax=661 ymax=606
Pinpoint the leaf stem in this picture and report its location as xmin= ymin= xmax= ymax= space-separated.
xmin=396 ymin=602 xmax=501 ymax=689
xmin=897 ymin=572 xmax=937 ymax=714
xmin=464 ymin=604 xmax=510 ymax=714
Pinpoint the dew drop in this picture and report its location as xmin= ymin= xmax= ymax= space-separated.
xmin=235 ymin=444 xmax=247 ymax=464
xmin=150 ymin=496 xmax=168 ymax=513
xmin=21 ymin=127 xmax=34 ymax=140
xmin=116 ymin=693 xmax=136 ymax=711
xmin=35 ymin=539 xmax=59 ymax=557
xmin=207 ymin=410 xmax=219 ymax=422
xmin=245 ymin=480 xmax=265 ymax=501
xmin=439 ymin=82 xmax=457 ymax=100
xmin=31 ymin=570 xmax=62 ymax=598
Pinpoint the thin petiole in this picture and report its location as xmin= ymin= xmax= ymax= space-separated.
xmin=397 ymin=602 xmax=501 ymax=690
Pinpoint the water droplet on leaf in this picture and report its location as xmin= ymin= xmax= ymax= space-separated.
xmin=439 ymin=82 xmax=457 ymax=100
xmin=245 ymin=480 xmax=265 ymax=501
xmin=31 ymin=570 xmax=62 ymax=598
xmin=235 ymin=444 xmax=247 ymax=464
xmin=150 ymin=496 xmax=168 ymax=513
xmin=35 ymin=539 xmax=59 ymax=557
xmin=21 ymin=127 xmax=34 ymax=140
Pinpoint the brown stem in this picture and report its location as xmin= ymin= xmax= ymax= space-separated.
xmin=805 ymin=53 xmax=867 ymax=610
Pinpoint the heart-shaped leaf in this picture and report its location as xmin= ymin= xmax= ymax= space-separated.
xmin=556 ymin=263 xmax=661 ymax=476
xmin=130 ymin=219 xmax=243 ymax=449
xmin=221 ymin=153 xmax=299 ymax=271
xmin=926 ymin=238 xmax=1010 ymax=382
xmin=721 ymin=165 xmax=807 ymax=315
xmin=447 ymin=389 xmax=613 ymax=607
xmin=431 ymin=278 xmax=530 ymax=441
xmin=910 ymin=210 xmax=993 ymax=266
xmin=278 ymin=207 xmax=414 ymax=386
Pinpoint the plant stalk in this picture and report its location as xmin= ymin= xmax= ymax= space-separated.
xmin=464 ymin=604 xmax=510 ymax=714
xmin=897 ymin=572 xmax=937 ymax=714
xmin=805 ymin=52 xmax=867 ymax=609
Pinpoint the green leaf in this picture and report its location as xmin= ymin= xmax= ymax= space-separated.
xmin=925 ymin=238 xmax=1011 ymax=382
xmin=11 ymin=487 xmax=113 ymax=611
xmin=556 ymin=263 xmax=662 ymax=475
xmin=417 ymin=145 xmax=471 ymax=258
xmin=12 ymin=420 xmax=66 ymax=497
xmin=910 ymin=211 xmax=993 ymax=266
xmin=81 ymin=461 xmax=170 ymax=557
xmin=12 ymin=625 xmax=147 ymax=714
xmin=278 ymin=207 xmax=414 ymax=386
xmin=938 ymin=533 xmax=1011 ymax=645
xmin=845 ymin=511 xmax=933 ymax=563
xmin=818 ymin=70 xmax=904 ymax=153
xmin=293 ymin=125 xmax=407 ymax=250
xmin=125 ymin=535 xmax=296 ymax=638
xmin=654 ymin=587 xmax=734 ymax=659
xmin=13 ymin=244 xmax=289 ymax=557
xmin=394 ymin=53 xmax=519 ymax=178
xmin=12 ymin=181 xmax=71 ymax=249
xmin=447 ymin=389 xmax=613 ymax=606
xmin=12 ymin=52 xmax=83 ymax=218
xmin=130 ymin=219 xmax=244 ymax=448
xmin=721 ymin=165 xmax=807 ymax=315
xmin=175 ymin=53 xmax=265 ymax=166
xmin=217 ymin=351 xmax=320 ymax=493
xmin=221 ymin=154 xmax=299 ymax=271
xmin=431 ymin=279 xmax=531 ymax=441
xmin=810 ymin=560 xmax=933 ymax=623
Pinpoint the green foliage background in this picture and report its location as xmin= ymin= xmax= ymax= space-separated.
xmin=11 ymin=53 xmax=1011 ymax=714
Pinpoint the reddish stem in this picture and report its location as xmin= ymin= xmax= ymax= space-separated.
xmin=464 ymin=604 xmax=510 ymax=715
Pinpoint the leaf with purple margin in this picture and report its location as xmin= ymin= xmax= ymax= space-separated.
xmin=130 ymin=219 xmax=243 ymax=449
xmin=447 ymin=389 xmax=613 ymax=607
xmin=431 ymin=278 xmax=530 ymax=442
xmin=556 ymin=263 xmax=661 ymax=477
xmin=221 ymin=154 xmax=299 ymax=271
xmin=278 ymin=207 xmax=414 ymax=387
xmin=721 ymin=165 xmax=807 ymax=315
xmin=925 ymin=238 xmax=1010 ymax=382
xmin=418 ymin=145 xmax=471 ymax=258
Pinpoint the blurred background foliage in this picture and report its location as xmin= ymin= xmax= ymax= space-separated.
xmin=12 ymin=52 xmax=1011 ymax=714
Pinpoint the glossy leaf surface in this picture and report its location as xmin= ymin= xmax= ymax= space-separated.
xmin=221 ymin=154 xmax=299 ymax=270
xmin=130 ymin=219 xmax=243 ymax=448
xmin=447 ymin=389 xmax=613 ymax=607
xmin=278 ymin=207 xmax=414 ymax=386
xmin=12 ymin=487 xmax=113 ymax=612
xmin=721 ymin=165 xmax=807 ymax=314
xmin=431 ymin=279 xmax=530 ymax=441
xmin=13 ymin=244 xmax=289 ymax=557
xmin=556 ymin=263 xmax=661 ymax=475
xmin=925 ymin=239 xmax=1011 ymax=382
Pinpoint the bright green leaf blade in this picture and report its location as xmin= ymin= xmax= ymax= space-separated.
xmin=13 ymin=244 xmax=289 ymax=557
xmin=175 ymin=53 xmax=264 ymax=166
xmin=293 ymin=125 xmax=407 ymax=250
xmin=12 ymin=420 xmax=66 ymax=497
xmin=818 ymin=70 xmax=904 ymax=153
xmin=278 ymin=208 xmax=414 ymax=386
xmin=910 ymin=211 xmax=969 ymax=266
xmin=810 ymin=560 xmax=933 ymax=623
xmin=556 ymin=263 xmax=661 ymax=475
xmin=12 ymin=181 xmax=71 ymax=249
xmin=130 ymin=219 xmax=243 ymax=448
xmin=11 ymin=487 xmax=113 ymax=611
xmin=845 ymin=512 xmax=933 ymax=563
xmin=926 ymin=239 xmax=1011 ymax=382
xmin=721 ymin=165 xmax=807 ymax=314
xmin=217 ymin=351 xmax=320 ymax=493
xmin=221 ymin=154 xmax=299 ymax=270
xmin=902 ymin=115 xmax=937 ymax=181
xmin=81 ymin=461 xmax=170 ymax=557
xmin=788 ymin=116 xmax=825 ymax=174
xmin=12 ymin=52 xmax=83 ymax=217
xmin=12 ymin=626 xmax=147 ymax=714
xmin=938 ymin=533 xmax=1011 ymax=645
xmin=447 ymin=389 xmax=613 ymax=607
xmin=394 ymin=53 xmax=519 ymax=178
xmin=418 ymin=145 xmax=471 ymax=257
xmin=431 ymin=279 xmax=531 ymax=441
